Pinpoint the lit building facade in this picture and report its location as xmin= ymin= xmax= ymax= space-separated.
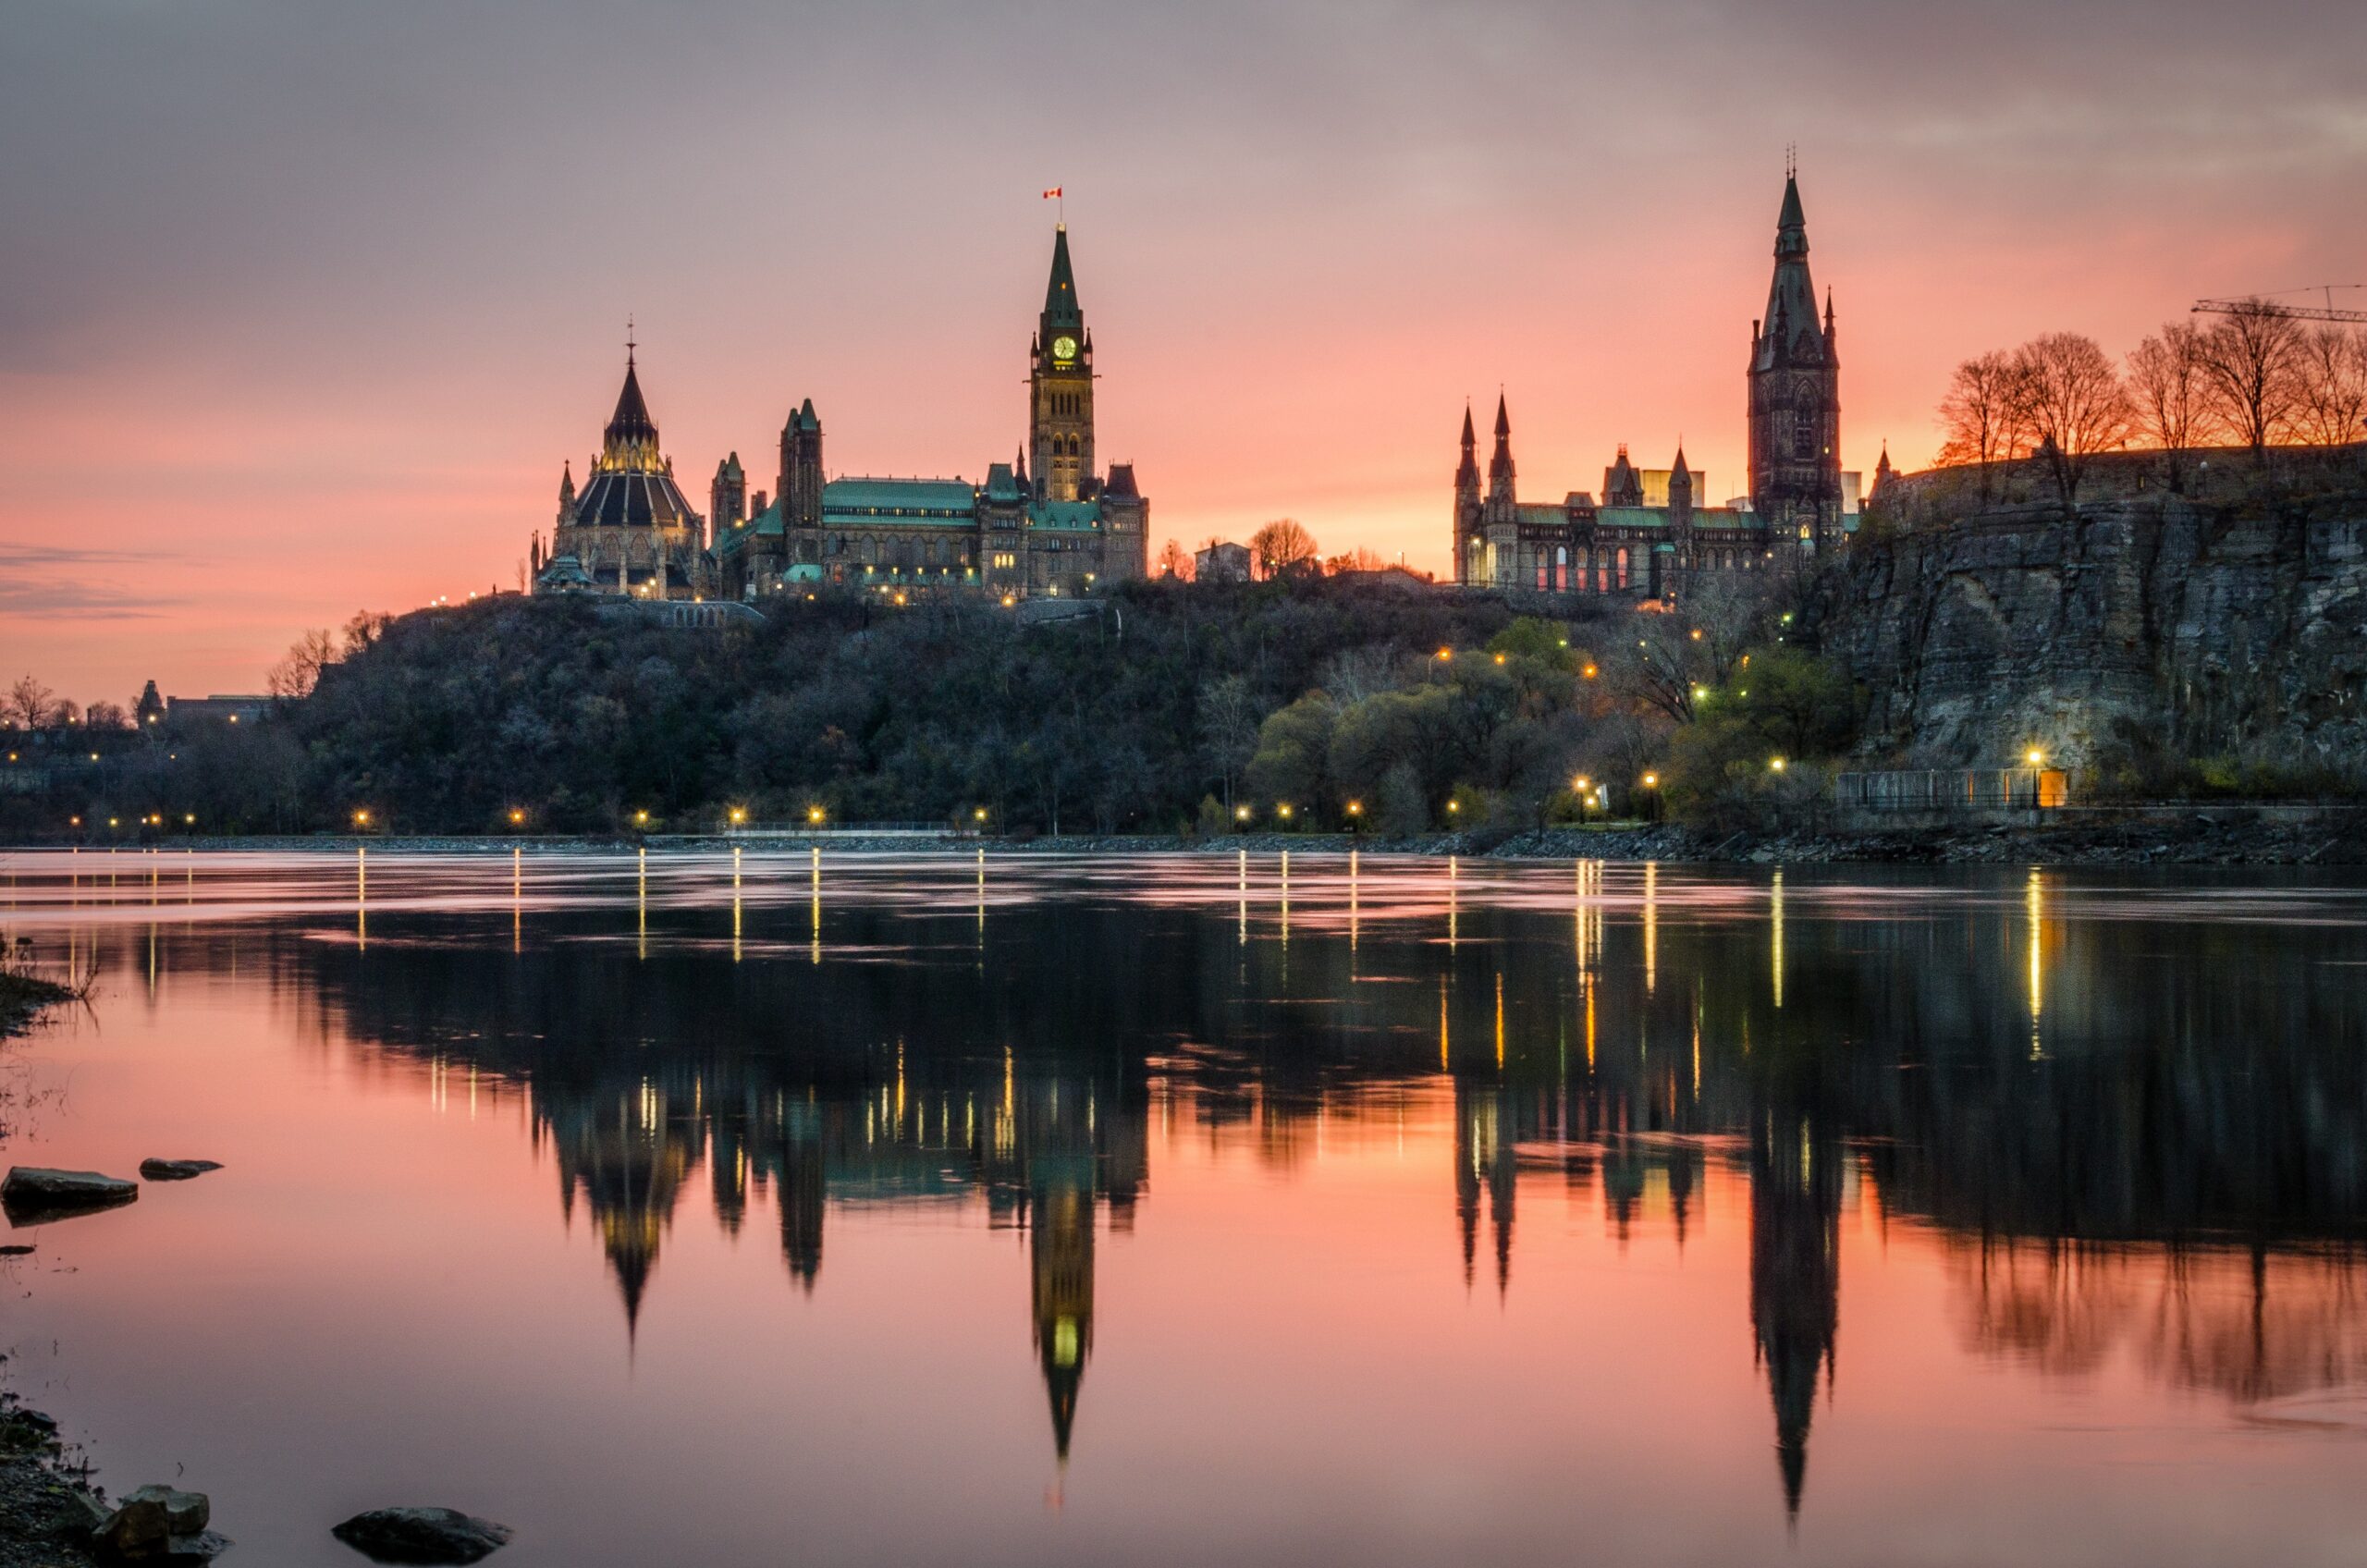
xmin=1453 ymin=169 xmax=1857 ymax=597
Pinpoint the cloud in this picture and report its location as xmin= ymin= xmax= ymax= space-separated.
xmin=0 ymin=579 xmax=182 ymax=619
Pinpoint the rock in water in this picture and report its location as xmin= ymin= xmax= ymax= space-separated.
xmin=94 ymin=1485 xmax=223 ymax=1560
xmin=139 ymin=1159 xmax=225 ymax=1182
xmin=332 ymin=1507 xmax=514 ymax=1563
xmin=2 ymin=1166 xmax=139 ymax=1226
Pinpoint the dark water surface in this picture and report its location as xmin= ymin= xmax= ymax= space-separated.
xmin=5 ymin=848 xmax=2367 ymax=1566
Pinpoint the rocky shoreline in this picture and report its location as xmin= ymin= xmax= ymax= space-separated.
xmin=0 ymin=973 xmax=103 ymax=1568
xmin=16 ymin=809 xmax=2360 ymax=866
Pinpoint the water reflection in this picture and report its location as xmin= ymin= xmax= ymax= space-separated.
xmin=6 ymin=851 xmax=2367 ymax=1541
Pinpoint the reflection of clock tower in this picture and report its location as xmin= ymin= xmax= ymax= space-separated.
xmin=1029 ymin=225 xmax=1095 ymax=502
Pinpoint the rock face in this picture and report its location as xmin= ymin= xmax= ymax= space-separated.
xmin=2 ymin=1167 xmax=139 ymax=1225
xmin=138 ymin=1160 xmax=223 ymax=1182
xmin=1824 ymin=456 xmax=2367 ymax=774
xmin=331 ymin=1507 xmax=513 ymax=1564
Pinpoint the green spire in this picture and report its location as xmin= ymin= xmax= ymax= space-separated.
xmin=1041 ymin=225 xmax=1082 ymax=336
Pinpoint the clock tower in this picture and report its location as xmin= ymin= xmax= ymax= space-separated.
xmin=1029 ymin=225 xmax=1095 ymax=502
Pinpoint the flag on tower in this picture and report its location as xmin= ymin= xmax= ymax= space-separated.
xmin=1042 ymin=187 xmax=1061 ymax=200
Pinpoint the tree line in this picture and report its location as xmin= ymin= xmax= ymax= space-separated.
xmin=1937 ymin=299 xmax=2367 ymax=504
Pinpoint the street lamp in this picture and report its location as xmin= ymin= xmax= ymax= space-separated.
xmin=352 ymin=809 xmax=371 ymax=828
xmin=1769 ymin=757 xmax=1786 ymax=774
xmin=509 ymin=808 xmax=526 ymax=827
xmin=729 ymin=806 xmax=747 ymax=826
xmin=633 ymin=809 xmax=650 ymax=827
xmin=807 ymin=805 xmax=826 ymax=826
xmin=2025 ymin=749 xmax=2044 ymax=767
xmin=1277 ymin=802 xmax=1293 ymax=822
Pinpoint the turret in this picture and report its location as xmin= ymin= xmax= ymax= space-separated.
xmin=1486 ymin=394 xmax=1515 ymax=502
xmin=557 ymin=461 xmax=576 ymax=526
xmin=1454 ymin=403 xmax=1480 ymax=501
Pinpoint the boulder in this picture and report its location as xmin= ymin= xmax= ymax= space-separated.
xmin=332 ymin=1507 xmax=513 ymax=1564
xmin=94 ymin=1487 xmax=225 ymax=1562
xmin=139 ymin=1159 xmax=224 ymax=1182
xmin=2 ymin=1167 xmax=139 ymax=1226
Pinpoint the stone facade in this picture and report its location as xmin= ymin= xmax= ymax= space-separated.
xmin=1454 ymin=170 xmax=1855 ymax=597
xmin=708 ymin=226 xmax=1147 ymax=602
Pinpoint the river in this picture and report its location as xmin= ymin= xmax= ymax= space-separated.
xmin=4 ymin=849 xmax=2365 ymax=1565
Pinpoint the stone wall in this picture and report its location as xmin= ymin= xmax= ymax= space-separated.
xmin=1819 ymin=450 xmax=2367 ymax=774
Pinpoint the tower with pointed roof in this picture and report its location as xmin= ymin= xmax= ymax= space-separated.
xmin=1452 ymin=404 xmax=1483 ymax=582
xmin=1748 ymin=165 xmax=1843 ymax=554
xmin=1030 ymin=226 xmax=1095 ymax=504
xmin=535 ymin=345 xmax=708 ymax=598
xmin=710 ymin=452 xmax=745 ymax=546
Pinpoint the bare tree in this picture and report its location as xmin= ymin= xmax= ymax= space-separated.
xmin=2013 ymin=333 xmax=2132 ymax=508
xmin=2197 ymin=300 xmax=2305 ymax=454
xmin=1322 ymin=545 xmax=1388 ymax=574
xmin=1248 ymin=518 xmax=1318 ymax=580
xmin=2292 ymin=325 xmax=2367 ymax=447
xmin=1156 ymin=538 xmax=1195 ymax=581
xmin=266 ymin=628 xmax=338 ymax=701
xmin=1936 ymin=350 xmax=2030 ymax=503
xmin=2127 ymin=323 xmax=2216 ymax=492
xmin=6 ymin=675 xmax=55 ymax=731
xmin=1197 ymin=675 xmax=1261 ymax=809
xmin=341 ymin=610 xmax=394 ymax=657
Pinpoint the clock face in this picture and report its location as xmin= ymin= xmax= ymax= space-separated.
xmin=1051 ymin=336 xmax=1078 ymax=363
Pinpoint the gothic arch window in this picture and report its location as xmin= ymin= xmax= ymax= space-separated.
xmin=1792 ymin=395 xmax=1819 ymax=459
xmin=1615 ymin=547 xmax=1629 ymax=590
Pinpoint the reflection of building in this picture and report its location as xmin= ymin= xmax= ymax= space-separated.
xmin=1453 ymin=169 xmax=1856 ymax=594
xmin=1453 ymin=1081 xmax=1516 ymax=1296
xmin=1033 ymin=1180 xmax=1096 ymax=1459
xmin=546 ymin=1080 xmax=699 ymax=1335
xmin=1749 ymin=1112 xmax=1841 ymax=1522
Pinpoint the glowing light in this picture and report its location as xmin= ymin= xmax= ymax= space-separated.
xmin=1769 ymin=757 xmax=1786 ymax=772
xmin=1582 ymin=664 xmax=1597 ymax=679
xmin=807 ymin=805 xmax=826 ymax=825
xmin=2026 ymin=749 xmax=2045 ymax=766
xmin=1277 ymin=802 xmax=1293 ymax=820
xmin=352 ymin=808 xmax=371 ymax=827
xmin=509 ymin=808 xmax=525 ymax=826
xmin=1492 ymin=652 xmax=1506 ymax=665
xmin=1345 ymin=800 xmax=1362 ymax=815
xmin=1446 ymin=800 xmax=1460 ymax=814
xmin=729 ymin=806 xmax=747 ymax=825
xmin=634 ymin=809 xmax=650 ymax=826
xmin=1436 ymin=647 xmax=1452 ymax=661
xmin=1235 ymin=805 xmax=1252 ymax=821
xmin=1642 ymin=772 xmax=1659 ymax=788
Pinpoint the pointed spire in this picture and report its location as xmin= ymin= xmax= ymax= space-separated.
xmin=1492 ymin=393 xmax=1510 ymax=439
xmin=605 ymin=349 xmax=658 ymax=459
xmin=1041 ymin=224 xmax=1082 ymax=334
xmin=1460 ymin=401 xmax=1476 ymax=448
xmin=1487 ymin=395 xmax=1515 ymax=497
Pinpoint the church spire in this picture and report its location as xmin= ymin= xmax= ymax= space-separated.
xmin=1486 ymin=395 xmax=1515 ymax=500
xmin=1756 ymin=166 xmax=1824 ymax=372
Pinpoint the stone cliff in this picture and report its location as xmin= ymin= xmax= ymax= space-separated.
xmin=1816 ymin=448 xmax=2367 ymax=777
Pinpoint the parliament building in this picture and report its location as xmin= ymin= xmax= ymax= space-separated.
xmin=532 ymin=226 xmax=1147 ymax=602
xmin=1454 ymin=170 xmax=1873 ymax=597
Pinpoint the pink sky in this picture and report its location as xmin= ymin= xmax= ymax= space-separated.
xmin=3 ymin=0 xmax=2362 ymax=702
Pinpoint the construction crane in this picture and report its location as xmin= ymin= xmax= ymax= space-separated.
xmin=2192 ymin=284 xmax=2367 ymax=324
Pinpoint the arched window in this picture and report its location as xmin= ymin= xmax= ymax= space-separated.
xmin=1615 ymin=547 xmax=1629 ymax=590
xmin=1555 ymin=545 xmax=1567 ymax=592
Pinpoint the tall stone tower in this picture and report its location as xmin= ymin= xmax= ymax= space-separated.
xmin=709 ymin=452 xmax=745 ymax=547
xmin=1748 ymin=166 xmax=1842 ymax=554
xmin=1030 ymin=226 xmax=1095 ymax=502
xmin=777 ymin=398 xmax=823 ymax=529
xmin=1452 ymin=404 xmax=1481 ymax=582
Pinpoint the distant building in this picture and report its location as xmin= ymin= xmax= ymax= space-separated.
xmin=1195 ymin=542 xmax=1253 ymax=583
xmin=532 ymin=227 xmax=1149 ymax=606
xmin=166 ymin=694 xmax=269 ymax=727
xmin=1454 ymin=167 xmax=1856 ymax=597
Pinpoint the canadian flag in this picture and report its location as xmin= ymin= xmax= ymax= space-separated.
xmin=1042 ymin=187 xmax=1061 ymax=200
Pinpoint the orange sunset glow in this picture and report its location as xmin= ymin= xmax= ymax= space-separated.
xmin=4 ymin=2 xmax=2362 ymax=703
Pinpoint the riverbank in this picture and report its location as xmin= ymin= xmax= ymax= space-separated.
xmin=0 ymin=968 xmax=102 ymax=1568
xmin=11 ymin=808 xmax=2366 ymax=865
